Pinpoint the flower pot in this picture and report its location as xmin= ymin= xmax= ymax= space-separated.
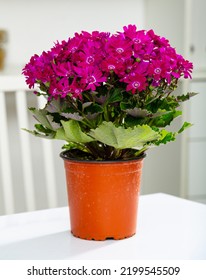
xmin=60 ymin=151 xmax=146 ymax=241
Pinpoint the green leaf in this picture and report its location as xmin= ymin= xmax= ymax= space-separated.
xmin=55 ymin=127 xmax=69 ymax=141
xmin=107 ymin=88 xmax=123 ymax=103
xmin=29 ymin=108 xmax=53 ymax=130
xmin=84 ymin=103 xmax=103 ymax=114
xmin=125 ymin=107 xmax=150 ymax=118
xmin=152 ymin=110 xmax=182 ymax=127
xmin=159 ymin=97 xmax=179 ymax=111
xmin=45 ymin=97 xmax=67 ymax=113
xmin=61 ymin=112 xmax=83 ymax=121
xmin=178 ymin=122 xmax=193 ymax=134
xmin=147 ymin=96 xmax=179 ymax=112
xmin=34 ymin=124 xmax=52 ymax=134
xmin=155 ymin=129 xmax=176 ymax=145
xmin=154 ymin=121 xmax=193 ymax=146
xmin=56 ymin=120 xmax=93 ymax=143
xmin=22 ymin=128 xmax=55 ymax=139
xmin=176 ymin=92 xmax=198 ymax=102
xmin=89 ymin=121 xmax=160 ymax=149
xmin=124 ymin=115 xmax=146 ymax=127
xmin=120 ymin=101 xmax=132 ymax=111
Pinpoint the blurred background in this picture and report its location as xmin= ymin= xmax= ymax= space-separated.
xmin=0 ymin=0 xmax=205 ymax=215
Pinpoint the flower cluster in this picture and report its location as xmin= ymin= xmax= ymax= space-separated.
xmin=23 ymin=25 xmax=193 ymax=100
xmin=22 ymin=25 xmax=195 ymax=160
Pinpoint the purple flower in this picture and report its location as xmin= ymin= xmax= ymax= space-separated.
xmin=49 ymin=77 xmax=70 ymax=99
xmin=22 ymin=24 xmax=193 ymax=100
xmin=123 ymin=72 xmax=148 ymax=94
xmin=52 ymin=62 xmax=72 ymax=77
xmin=75 ymin=66 xmax=107 ymax=91
xmin=106 ymin=33 xmax=133 ymax=60
xmin=70 ymin=79 xmax=84 ymax=99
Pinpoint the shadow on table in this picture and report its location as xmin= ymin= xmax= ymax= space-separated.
xmin=0 ymin=230 xmax=116 ymax=260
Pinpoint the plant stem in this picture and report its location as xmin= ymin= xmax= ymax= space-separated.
xmin=103 ymin=105 xmax=110 ymax=122
xmin=85 ymin=142 xmax=104 ymax=159
xmin=134 ymin=147 xmax=148 ymax=157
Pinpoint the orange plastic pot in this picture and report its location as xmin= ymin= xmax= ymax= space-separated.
xmin=60 ymin=151 xmax=146 ymax=241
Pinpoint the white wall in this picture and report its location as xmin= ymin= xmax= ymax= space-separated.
xmin=144 ymin=0 xmax=206 ymax=203
xmin=141 ymin=0 xmax=186 ymax=197
xmin=144 ymin=0 xmax=185 ymax=55
xmin=0 ymin=0 xmax=145 ymax=67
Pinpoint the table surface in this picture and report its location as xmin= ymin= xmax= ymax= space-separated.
xmin=0 ymin=193 xmax=206 ymax=260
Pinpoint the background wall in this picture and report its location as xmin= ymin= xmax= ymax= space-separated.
xmin=144 ymin=0 xmax=206 ymax=203
xmin=0 ymin=0 xmax=145 ymax=66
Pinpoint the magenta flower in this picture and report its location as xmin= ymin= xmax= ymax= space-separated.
xmin=176 ymin=56 xmax=193 ymax=79
xmin=52 ymin=62 xmax=72 ymax=77
xmin=101 ymin=57 xmax=118 ymax=72
xmin=148 ymin=60 xmax=169 ymax=82
xmin=123 ymin=72 xmax=148 ymax=94
xmin=106 ymin=33 xmax=133 ymax=59
xmin=48 ymin=77 xmax=70 ymax=99
xmin=22 ymin=24 xmax=193 ymax=100
xmin=123 ymin=24 xmax=139 ymax=40
xmin=69 ymin=79 xmax=84 ymax=99
xmin=75 ymin=66 xmax=107 ymax=91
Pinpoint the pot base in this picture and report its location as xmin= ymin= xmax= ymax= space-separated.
xmin=71 ymin=231 xmax=136 ymax=241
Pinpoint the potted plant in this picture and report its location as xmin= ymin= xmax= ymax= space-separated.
xmin=22 ymin=24 xmax=195 ymax=240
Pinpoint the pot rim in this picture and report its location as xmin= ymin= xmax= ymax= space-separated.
xmin=60 ymin=150 xmax=146 ymax=163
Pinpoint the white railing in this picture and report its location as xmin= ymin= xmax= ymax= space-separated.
xmin=0 ymin=75 xmax=60 ymax=215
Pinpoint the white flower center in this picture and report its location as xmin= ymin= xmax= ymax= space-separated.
xmin=75 ymin=89 xmax=81 ymax=94
xmin=71 ymin=47 xmax=77 ymax=53
xmin=86 ymin=56 xmax=94 ymax=64
xmin=132 ymin=81 xmax=140 ymax=88
xmin=108 ymin=65 xmax=115 ymax=70
xmin=154 ymin=67 xmax=161 ymax=74
xmin=116 ymin=47 xmax=124 ymax=54
xmin=133 ymin=38 xmax=141 ymax=44
xmin=87 ymin=75 xmax=96 ymax=84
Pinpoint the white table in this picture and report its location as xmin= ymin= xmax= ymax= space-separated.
xmin=0 ymin=193 xmax=206 ymax=260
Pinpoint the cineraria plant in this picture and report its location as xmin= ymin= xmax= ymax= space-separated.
xmin=22 ymin=24 xmax=196 ymax=160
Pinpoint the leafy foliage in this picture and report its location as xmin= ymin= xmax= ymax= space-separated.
xmin=89 ymin=122 xmax=159 ymax=149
